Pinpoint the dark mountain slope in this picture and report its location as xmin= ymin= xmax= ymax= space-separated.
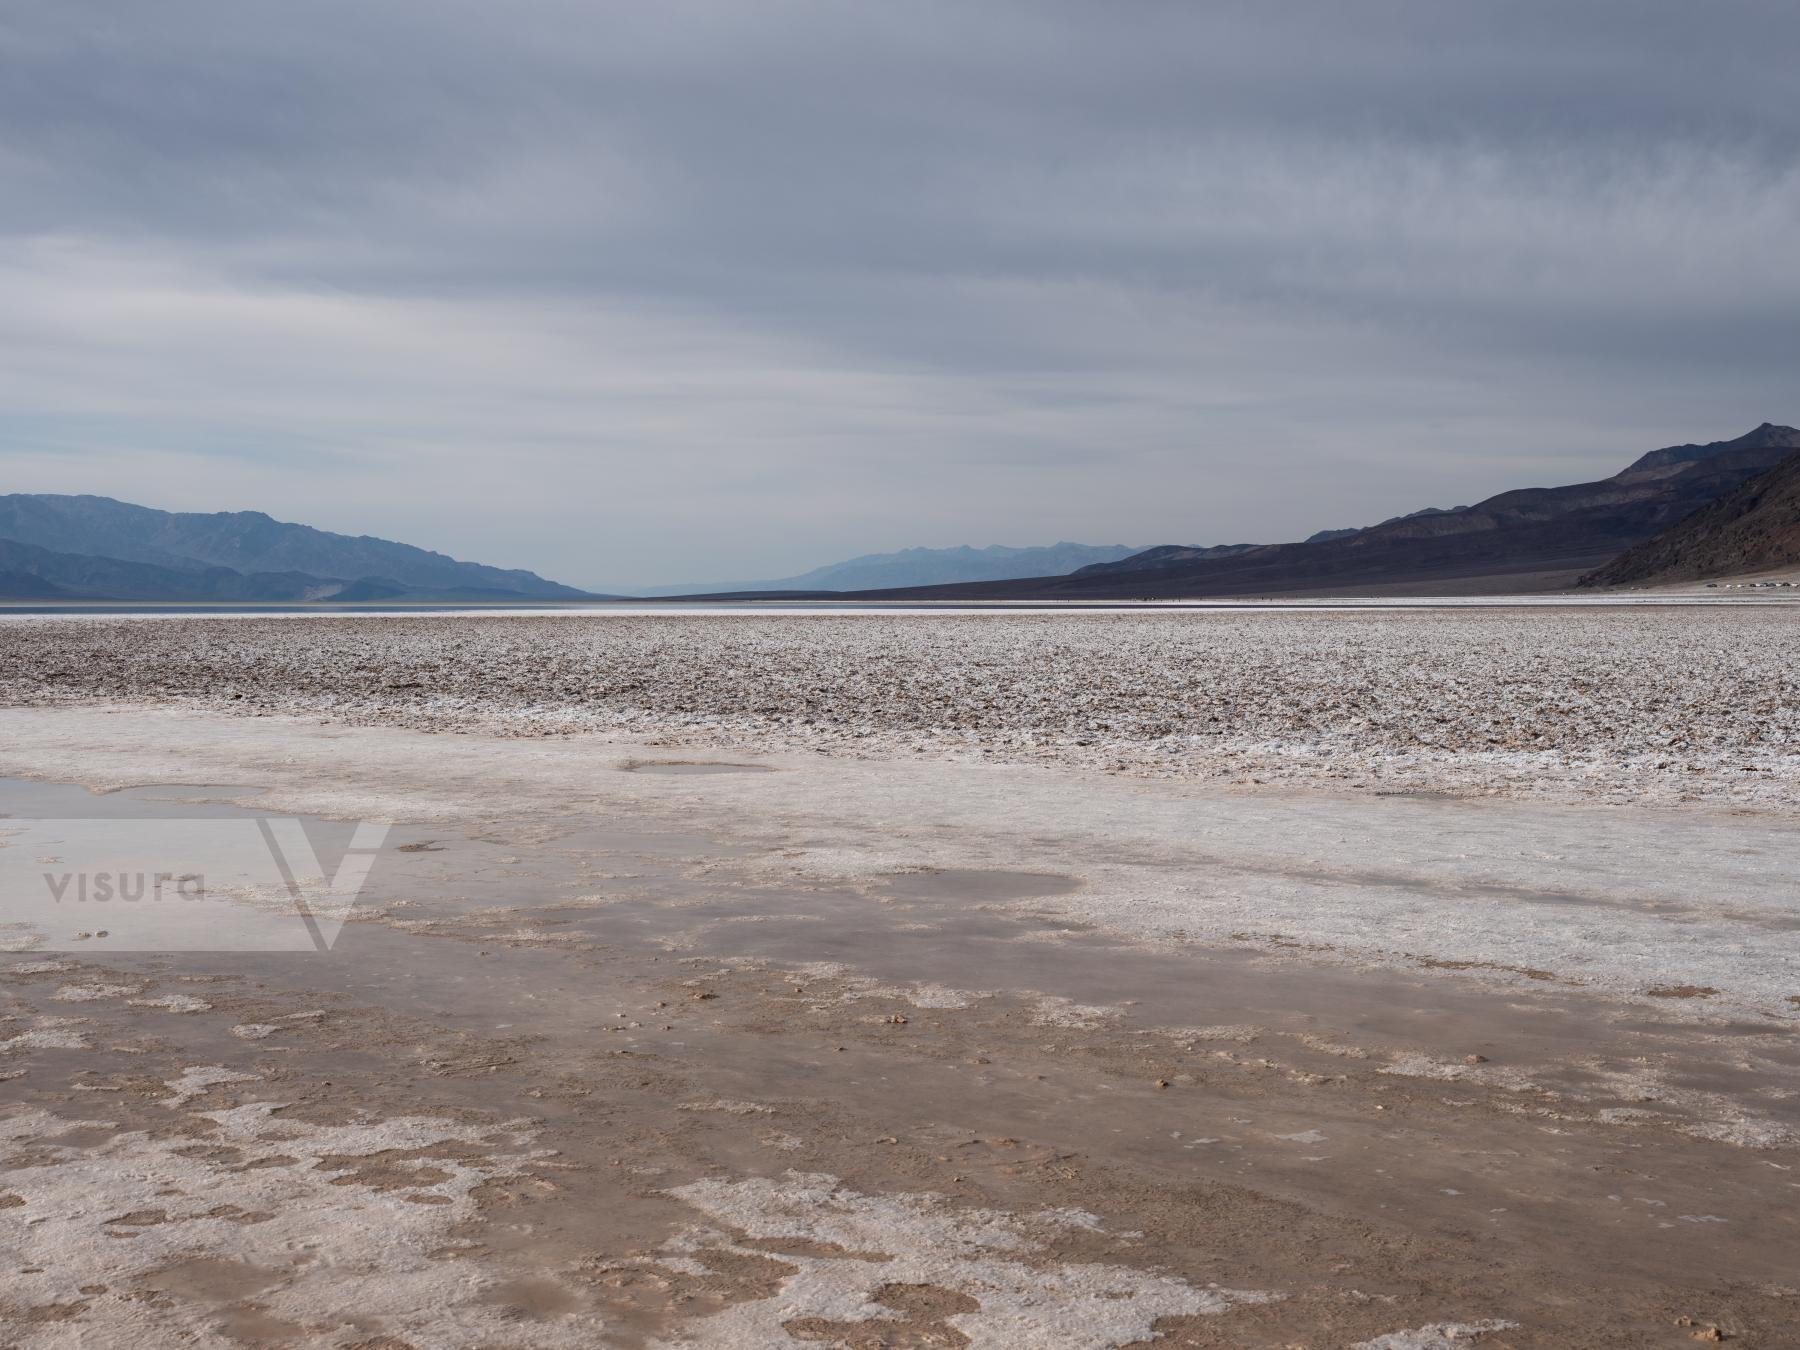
xmin=1582 ymin=448 xmax=1800 ymax=586
xmin=1070 ymin=543 xmax=1260 ymax=577
xmin=0 ymin=495 xmax=587 ymax=599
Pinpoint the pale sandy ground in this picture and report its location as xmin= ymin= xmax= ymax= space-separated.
xmin=1 ymin=611 xmax=1797 ymax=1347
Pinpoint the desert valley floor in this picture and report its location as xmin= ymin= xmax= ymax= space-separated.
xmin=1 ymin=608 xmax=1797 ymax=1348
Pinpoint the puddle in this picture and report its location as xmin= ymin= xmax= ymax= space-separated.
xmin=0 ymin=779 xmax=269 ymax=821
xmin=109 ymin=783 xmax=269 ymax=803
xmin=0 ymin=778 xmax=365 ymax=952
xmin=624 ymin=761 xmax=777 ymax=776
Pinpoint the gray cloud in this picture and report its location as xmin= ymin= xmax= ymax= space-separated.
xmin=2 ymin=1 xmax=1796 ymax=587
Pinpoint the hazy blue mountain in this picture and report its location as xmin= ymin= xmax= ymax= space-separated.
xmin=631 ymin=542 xmax=1144 ymax=596
xmin=0 ymin=537 xmax=343 ymax=601
xmin=0 ymin=535 xmax=612 ymax=603
xmin=0 ymin=494 xmax=589 ymax=599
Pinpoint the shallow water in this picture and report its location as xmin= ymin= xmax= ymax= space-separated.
xmin=9 ymin=773 xmax=1789 ymax=1131
xmin=0 ymin=778 xmax=368 ymax=951
xmin=0 ymin=778 xmax=270 ymax=820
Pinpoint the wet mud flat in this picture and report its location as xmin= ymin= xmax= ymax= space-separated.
xmin=3 ymin=771 xmax=1798 ymax=1347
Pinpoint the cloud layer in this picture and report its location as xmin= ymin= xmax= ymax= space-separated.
xmin=3 ymin=2 xmax=1796 ymax=587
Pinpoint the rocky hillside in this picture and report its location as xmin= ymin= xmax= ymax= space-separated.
xmin=1582 ymin=447 xmax=1800 ymax=586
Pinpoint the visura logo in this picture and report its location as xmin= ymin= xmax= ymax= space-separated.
xmin=5 ymin=818 xmax=390 ymax=951
xmin=41 ymin=871 xmax=209 ymax=903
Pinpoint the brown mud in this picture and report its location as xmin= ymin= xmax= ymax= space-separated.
xmin=4 ymin=780 xmax=1796 ymax=1346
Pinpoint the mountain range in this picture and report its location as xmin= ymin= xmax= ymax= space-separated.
xmin=5 ymin=424 xmax=1795 ymax=603
xmin=627 ymin=542 xmax=1145 ymax=596
xmin=0 ymin=496 xmax=595 ymax=602
xmin=826 ymin=424 xmax=1800 ymax=600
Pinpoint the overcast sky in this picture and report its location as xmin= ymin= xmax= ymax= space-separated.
xmin=3 ymin=2 xmax=1796 ymax=588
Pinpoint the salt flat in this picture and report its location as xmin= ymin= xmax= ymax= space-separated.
xmin=1 ymin=610 xmax=1796 ymax=1346
xmin=3 ymin=607 xmax=1798 ymax=806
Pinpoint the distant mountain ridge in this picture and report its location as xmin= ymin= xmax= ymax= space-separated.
xmin=1581 ymin=446 xmax=1800 ymax=587
xmin=12 ymin=425 xmax=1791 ymax=604
xmin=1109 ymin=509 xmax=1469 ymax=568
xmin=0 ymin=495 xmax=587 ymax=599
xmin=837 ymin=424 xmax=1800 ymax=600
xmin=634 ymin=542 xmax=1144 ymax=596
xmin=0 ymin=494 xmax=594 ymax=602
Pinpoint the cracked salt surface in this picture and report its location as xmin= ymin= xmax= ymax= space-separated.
xmin=656 ymin=1171 xmax=1278 ymax=1348
xmin=128 ymin=993 xmax=213 ymax=1012
xmin=1381 ymin=1050 xmax=1800 ymax=1149
xmin=1 ymin=1071 xmax=597 ymax=1348
xmin=1355 ymin=1320 xmax=1521 ymax=1348
xmin=748 ymin=961 xmax=987 ymax=1012
xmin=0 ymin=1016 xmax=90 ymax=1053
xmin=51 ymin=982 xmax=141 ymax=1002
xmin=1029 ymin=997 xmax=1125 ymax=1030
xmin=163 ymin=1065 xmax=261 ymax=1103
xmin=3 ymin=609 xmax=1797 ymax=809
